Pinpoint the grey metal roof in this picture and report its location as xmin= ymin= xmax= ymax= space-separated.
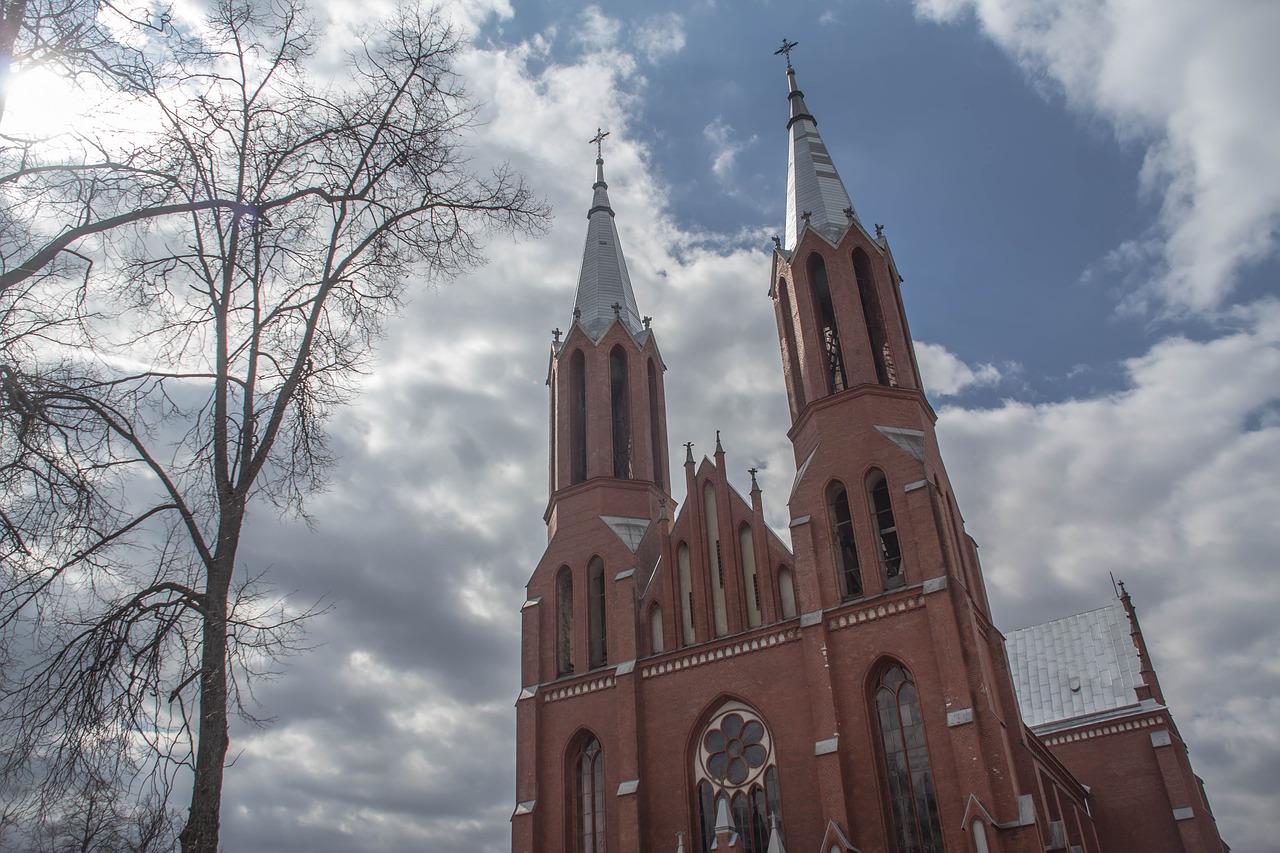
xmin=784 ymin=66 xmax=858 ymax=250
xmin=1004 ymin=599 xmax=1145 ymax=729
xmin=572 ymin=157 xmax=644 ymax=341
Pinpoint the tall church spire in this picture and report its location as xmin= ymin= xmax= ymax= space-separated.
xmin=781 ymin=52 xmax=858 ymax=250
xmin=572 ymin=130 xmax=644 ymax=340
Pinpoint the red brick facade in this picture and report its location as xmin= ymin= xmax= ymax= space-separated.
xmin=514 ymin=68 xmax=1227 ymax=853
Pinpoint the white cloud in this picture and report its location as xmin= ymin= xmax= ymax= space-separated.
xmin=936 ymin=301 xmax=1280 ymax=851
xmin=633 ymin=12 xmax=686 ymax=63
xmin=914 ymin=340 xmax=1003 ymax=396
xmin=913 ymin=0 xmax=1280 ymax=314
xmin=703 ymin=116 xmax=759 ymax=190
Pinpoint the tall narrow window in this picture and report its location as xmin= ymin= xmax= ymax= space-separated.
xmin=694 ymin=702 xmax=782 ymax=853
xmin=574 ymin=736 xmax=606 ymax=853
xmin=778 ymin=566 xmax=797 ymax=619
xmin=678 ymin=542 xmax=695 ymax=645
xmin=556 ymin=566 xmax=574 ymax=676
xmin=874 ymin=664 xmax=944 ymax=853
xmin=588 ymin=557 xmax=607 ymax=668
xmin=827 ymin=481 xmax=862 ymax=598
xmin=868 ymin=472 xmax=904 ymax=589
xmin=570 ymin=350 xmax=587 ymax=484
xmin=647 ymin=359 xmax=665 ymax=490
xmin=854 ymin=249 xmax=891 ymax=386
xmin=777 ymin=278 xmax=806 ymax=410
xmin=610 ymin=346 xmax=631 ymax=479
xmin=704 ymin=482 xmax=727 ymax=637
xmin=808 ymin=254 xmax=847 ymax=394
xmin=649 ymin=602 xmax=664 ymax=655
xmin=740 ymin=524 xmax=761 ymax=629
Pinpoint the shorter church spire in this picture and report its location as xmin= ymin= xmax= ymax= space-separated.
xmin=572 ymin=130 xmax=645 ymax=340
xmin=780 ymin=50 xmax=859 ymax=249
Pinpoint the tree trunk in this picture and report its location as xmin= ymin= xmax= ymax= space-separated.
xmin=179 ymin=558 xmax=233 ymax=853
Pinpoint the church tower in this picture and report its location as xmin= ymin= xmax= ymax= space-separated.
xmin=513 ymin=51 xmax=1226 ymax=853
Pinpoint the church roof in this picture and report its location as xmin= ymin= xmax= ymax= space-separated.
xmin=572 ymin=155 xmax=645 ymax=341
xmin=783 ymin=63 xmax=858 ymax=250
xmin=1005 ymin=599 xmax=1147 ymax=730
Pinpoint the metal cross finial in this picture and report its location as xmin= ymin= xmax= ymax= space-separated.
xmin=774 ymin=38 xmax=799 ymax=68
xmin=552 ymin=327 xmax=562 ymax=343
xmin=611 ymin=301 xmax=622 ymax=317
xmin=875 ymin=222 xmax=885 ymax=238
xmin=589 ymin=127 xmax=610 ymax=158
xmin=643 ymin=315 xmax=652 ymax=329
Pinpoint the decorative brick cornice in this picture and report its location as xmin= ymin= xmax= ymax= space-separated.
xmin=1041 ymin=715 xmax=1164 ymax=747
xmin=640 ymin=627 xmax=802 ymax=678
xmin=827 ymin=594 xmax=925 ymax=631
xmin=543 ymin=675 xmax=617 ymax=703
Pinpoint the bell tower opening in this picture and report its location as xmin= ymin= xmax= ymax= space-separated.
xmin=807 ymin=253 xmax=847 ymax=394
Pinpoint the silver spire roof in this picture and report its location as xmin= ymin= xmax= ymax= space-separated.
xmin=572 ymin=156 xmax=644 ymax=340
xmin=784 ymin=65 xmax=858 ymax=250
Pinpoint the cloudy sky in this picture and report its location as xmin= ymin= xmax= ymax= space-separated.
xmin=13 ymin=0 xmax=1277 ymax=849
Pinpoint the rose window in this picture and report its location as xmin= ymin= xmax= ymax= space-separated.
xmin=704 ymin=713 xmax=767 ymax=784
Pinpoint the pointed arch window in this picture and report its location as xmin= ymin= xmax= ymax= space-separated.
xmin=874 ymin=664 xmax=944 ymax=853
xmin=827 ymin=481 xmax=862 ymax=598
xmin=777 ymin=566 xmax=797 ymax=619
xmin=570 ymin=350 xmax=587 ymax=484
xmin=588 ymin=557 xmax=607 ymax=668
xmin=678 ymin=542 xmax=695 ymax=645
xmin=610 ymin=346 xmax=631 ymax=479
xmin=740 ymin=524 xmax=761 ymax=629
xmin=649 ymin=602 xmax=664 ymax=655
xmin=867 ymin=471 xmax=904 ymax=589
xmin=556 ymin=566 xmax=574 ymax=676
xmin=853 ymin=249 xmax=892 ymax=386
xmin=573 ymin=736 xmax=606 ymax=853
xmin=704 ymin=482 xmax=728 ymax=637
xmin=647 ymin=358 xmax=665 ymax=489
xmin=694 ymin=702 xmax=782 ymax=853
xmin=808 ymin=254 xmax=847 ymax=394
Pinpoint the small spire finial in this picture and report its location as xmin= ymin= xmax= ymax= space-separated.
xmin=749 ymin=467 xmax=760 ymax=491
xmin=643 ymin=315 xmax=652 ymax=329
xmin=684 ymin=441 xmax=695 ymax=464
xmin=715 ymin=430 xmax=724 ymax=454
xmin=573 ymin=306 xmax=582 ymax=321
xmin=774 ymin=38 xmax=799 ymax=68
xmin=772 ymin=235 xmax=781 ymax=250
xmin=875 ymin=222 xmax=885 ymax=238
xmin=612 ymin=301 xmax=622 ymax=317
xmin=589 ymin=127 xmax=610 ymax=159
xmin=552 ymin=327 xmax=562 ymax=343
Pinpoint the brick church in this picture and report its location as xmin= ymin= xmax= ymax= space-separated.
xmin=512 ymin=53 xmax=1228 ymax=853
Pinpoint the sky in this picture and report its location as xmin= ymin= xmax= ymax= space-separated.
xmin=9 ymin=0 xmax=1279 ymax=850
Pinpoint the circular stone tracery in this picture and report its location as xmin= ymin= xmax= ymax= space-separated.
xmin=697 ymin=705 xmax=772 ymax=788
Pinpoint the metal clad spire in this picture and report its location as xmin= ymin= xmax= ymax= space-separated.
xmin=572 ymin=130 xmax=644 ymax=340
xmin=780 ymin=47 xmax=858 ymax=250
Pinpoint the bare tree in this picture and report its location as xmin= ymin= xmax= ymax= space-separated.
xmin=0 ymin=1 xmax=548 ymax=851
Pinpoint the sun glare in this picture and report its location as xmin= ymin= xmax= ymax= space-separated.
xmin=4 ymin=66 xmax=127 ymax=138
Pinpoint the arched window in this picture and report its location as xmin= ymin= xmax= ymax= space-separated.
xmin=556 ymin=566 xmax=574 ymax=676
xmin=777 ymin=277 xmax=806 ymax=410
xmin=588 ymin=557 xmax=607 ymax=668
xmin=694 ymin=702 xmax=782 ymax=853
xmin=610 ymin=347 xmax=631 ymax=479
xmin=678 ymin=542 xmax=695 ymax=645
xmin=867 ymin=471 xmax=904 ymax=589
xmin=827 ymin=481 xmax=862 ymax=598
xmin=972 ymin=819 xmax=990 ymax=853
xmin=704 ymin=482 xmax=728 ymax=637
xmin=853 ymin=249 xmax=891 ymax=386
xmin=874 ymin=664 xmax=943 ymax=853
xmin=777 ymin=566 xmax=797 ymax=619
xmin=740 ymin=524 xmax=761 ymax=628
xmin=649 ymin=602 xmax=664 ymax=655
xmin=808 ymin=254 xmax=847 ymax=394
xmin=647 ymin=358 xmax=665 ymax=490
xmin=570 ymin=350 xmax=587 ymax=484
xmin=573 ymin=736 xmax=606 ymax=853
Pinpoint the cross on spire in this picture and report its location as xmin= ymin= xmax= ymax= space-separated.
xmin=774 ymin=37 xmax=799 ymax=68
xmin=589 ymin=127 xmax=610 ymax=158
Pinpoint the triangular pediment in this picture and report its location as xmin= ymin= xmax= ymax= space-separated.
xmin=600 ymin=515 xmax=651 ymax=553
